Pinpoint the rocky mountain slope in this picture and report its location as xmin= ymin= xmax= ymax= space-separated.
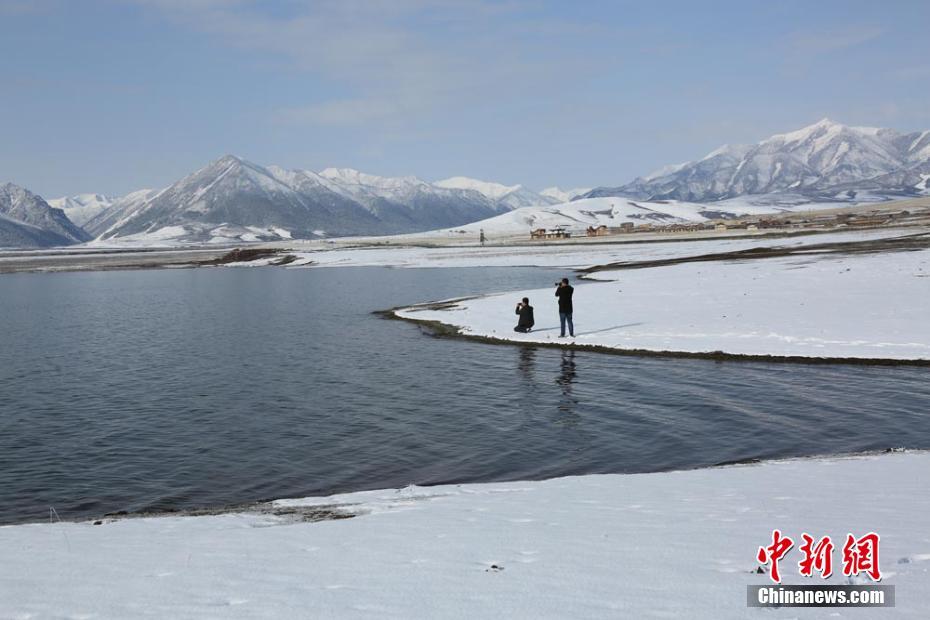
xmin=0 ymin=183 xmax=92 ymax=248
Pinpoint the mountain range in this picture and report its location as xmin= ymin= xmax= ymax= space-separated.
xmin=3 ymin=119 xmax=929 ymax=248
xmin=71 ymin=156 xmax=569 ymax=245
xmin=582 ymin=119 xmax=930 ymax=202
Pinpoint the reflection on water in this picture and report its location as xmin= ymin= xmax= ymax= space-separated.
xmin=518 ymin=347 xmax=537 ymax=385
xmin=556 ymin=350 xmax=579 ymax=418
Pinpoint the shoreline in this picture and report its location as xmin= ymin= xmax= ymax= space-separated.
xmin=382 ymin=304 xmax=930 ymax=367
xmin=3 ymin=449 xmax=927 ymax=618
xmin=386 ymin=228 xmax=930 ymax=364
xmin=0 ymin=449 xmax=919 ymax=526
xmin=2 ymin=446 xmax=916 ymax=528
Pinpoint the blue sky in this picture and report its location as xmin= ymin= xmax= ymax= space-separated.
xmin=2 ymin=0 xmax=929 ymax=197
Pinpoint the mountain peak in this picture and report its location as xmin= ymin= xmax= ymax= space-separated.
xmin=0 ymin=182 xmax=38 ymax=201
xmin=0 ymin=182 xmax=91 ymax=247
xmin=768 ymin=118 xmax=846 ymax=145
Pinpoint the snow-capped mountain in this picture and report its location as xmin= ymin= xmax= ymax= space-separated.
xmin=0 ymin=183 xmax=92 ymax=248
xmin=85 ymin=156 xmax=516 ymax=243
xmin=314 ymin=168 xmax=510 ymax=223
xmin=435 ymin=176 xmax=560 ymax=210
xmin=47 ymin=193 xmax=115 ymax=227
xmin=583 ymin=119 xmax=930 ymax=202
xmin=540 ymin=186 xmax=592 ymax=203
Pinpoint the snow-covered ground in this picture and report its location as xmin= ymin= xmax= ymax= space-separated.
xmin=83 ymin=223 xmax=296 ymax=248
xmin=287 ymin=227 xmax=919 ymax=270
xmin=2 ymin=451 xmax=927 ymax=619
xmin=394 ymin=234 xmax=930 ymax=361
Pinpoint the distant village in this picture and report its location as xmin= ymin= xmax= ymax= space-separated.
xmin=528 ymin=205 xmax=926 ymax=240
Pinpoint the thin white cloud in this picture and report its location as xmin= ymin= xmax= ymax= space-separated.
xmin=787 ymin=25 xmax=885 ymax=56
xmin=124 ymin=0 xmax=593 ymax=128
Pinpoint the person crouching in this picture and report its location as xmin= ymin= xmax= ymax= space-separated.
xmin=514 ymin=297 xmax=535 ymax=333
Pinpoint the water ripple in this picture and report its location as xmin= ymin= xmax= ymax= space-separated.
xmin=1 ymin=266 xmax=929 ymax=524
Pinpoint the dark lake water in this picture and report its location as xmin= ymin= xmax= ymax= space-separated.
xmin=2 ymin=265 xmax=930 ymax=524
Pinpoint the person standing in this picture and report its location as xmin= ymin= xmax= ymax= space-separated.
xmin=555 ymin=278 xmax=574 ymax=338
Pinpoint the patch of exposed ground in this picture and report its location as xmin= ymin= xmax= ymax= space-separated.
xmin=88 ymin=501 xmax=360 ymax=526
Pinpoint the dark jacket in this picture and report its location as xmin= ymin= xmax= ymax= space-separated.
xmin=555 ymin=284 xmax=574 ymax=313
xmin=515 ymin=303 xmax=535 ymax=328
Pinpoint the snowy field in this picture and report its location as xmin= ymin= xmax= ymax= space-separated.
xmin=396 ymin=242 xmax=930 ymax=361
xmin=287 ymin=227 xmax=921 ymax=270
xmin=2 ymin=451 xmax=927 ymax=619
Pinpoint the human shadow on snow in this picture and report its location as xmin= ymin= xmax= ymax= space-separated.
xmin=526 ymin=322 xmax=645 ymax=336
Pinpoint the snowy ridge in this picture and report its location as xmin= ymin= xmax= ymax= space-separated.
xmin=436 ymin=176 xmax=561 ymax=209
xmin=584 ymin=118 xmax=930 ymax=202
xmin=435 ymin=176 xmax=522 ymax=199
xmin=441 ymin=195 xmax=842 ymax=236
xmin=540 ymin=186 xmax=592 ymax=202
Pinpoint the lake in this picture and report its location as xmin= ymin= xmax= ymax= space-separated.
xmin=1 ymin=265 xmax=929 ymax=524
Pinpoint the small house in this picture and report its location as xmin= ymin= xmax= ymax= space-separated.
xmin=546 ymin=226 xmax=571 ymax=239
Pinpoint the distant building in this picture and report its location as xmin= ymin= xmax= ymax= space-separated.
xmin=586 ymin=225 xmax=609 ymax=237
xmin=664 ymin=223 xmax=704 ymax=233
xmin=530 ymin=227 xmax=572 ymax=240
